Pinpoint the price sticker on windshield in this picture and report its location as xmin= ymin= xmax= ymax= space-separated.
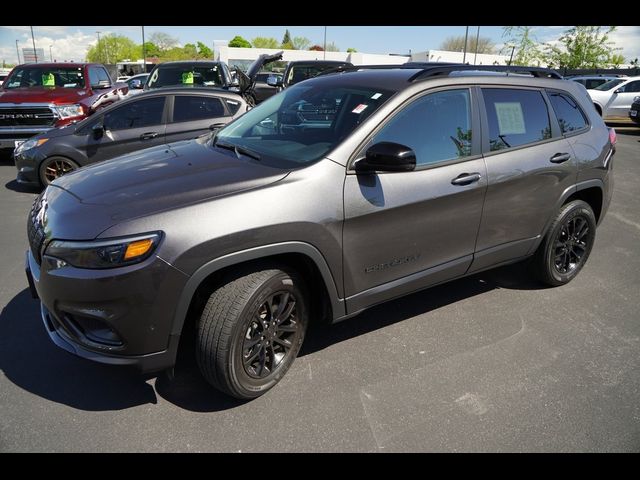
xmin=182 ymin=72 xmax=194 ymax=85
xmin=352 ymin=104 xmax=368 ymax=114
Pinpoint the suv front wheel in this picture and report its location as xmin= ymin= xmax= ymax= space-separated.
xmin=196 ymin=266 xmax=308 ymax=399
xmin=532 ymin=200 xmax=597 ymax=286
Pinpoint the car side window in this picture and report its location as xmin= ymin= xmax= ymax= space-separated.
xmin=88 ymin=67 xmax=100 ymax=87
xmin=370 ymin=89 xmax=472 ymax=167
xmin=482 ymin=88 xmax=551 ymax=151
xmin=173 ymin=96 xmax=227 ymax=122
xmin=97 ymin=67 xmax=111 ymax=84
xmin=104 ymin=97 xmax=165 ymax=131
xmin=621 ymin=81 xmax=640 ymax=93
xmin=548 ymin=92 xmax=588 ymax=134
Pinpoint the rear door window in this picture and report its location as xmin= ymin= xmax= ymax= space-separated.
xmin=548 ymin=92 xmax=588 ymax=134
xmin=482 ymin=88 xmax=552 ymax=151
xmin=172 ymin=95 xmax=227 ymax=122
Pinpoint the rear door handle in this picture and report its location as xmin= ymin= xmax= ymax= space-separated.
xmin=451 ymin=172 xmax=482 ymax=186
xmin=140 ymin=132 xmax=159 ymax=140
xmin=550 ymin=152 xmax=571 ymax=163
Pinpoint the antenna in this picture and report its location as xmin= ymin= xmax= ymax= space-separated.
xmin=508 ymin=46 xmax=515 ymax=66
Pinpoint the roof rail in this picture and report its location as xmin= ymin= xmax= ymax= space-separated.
xmin=408 ymin=64 xmax=562 ymax=81
xmin=315 ymin=64 xmax=408 ymax=77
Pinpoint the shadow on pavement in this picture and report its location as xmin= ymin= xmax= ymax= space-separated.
xmin=5 ymin=179 xmax=41 ymax=194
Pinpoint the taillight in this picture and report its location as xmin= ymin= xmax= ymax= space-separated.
xmin=609 ymin=127 xmax=617 ymax=146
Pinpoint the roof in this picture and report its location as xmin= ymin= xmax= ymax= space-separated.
xmin=133 ymin=86 xmax=244 ymax=100
xmin=154 ymin=61 xmax=223 ymax=67
xmin=16 ymin=62 xmax=95 ymax=68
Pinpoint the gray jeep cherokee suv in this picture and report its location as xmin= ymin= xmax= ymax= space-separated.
xmin=25 ymin=65 xmax=615 ymax=399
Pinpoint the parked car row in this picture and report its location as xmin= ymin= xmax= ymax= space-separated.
xmin=587 ymin=75 xmax=640 ymax=122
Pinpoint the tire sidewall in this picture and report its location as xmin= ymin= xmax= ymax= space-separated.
xmin=228 ymin=271 xmax=308 ymax=398
xmin=544 ymin=202 xmax=596 ymax=285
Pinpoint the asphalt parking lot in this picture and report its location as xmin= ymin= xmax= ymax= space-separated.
xmin=0 ymin=128 xmax=639 ymax=452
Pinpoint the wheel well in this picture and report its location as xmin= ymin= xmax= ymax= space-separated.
xmin=565 ymin=187 xmax=603 ymax=223
xmin=593 ymin=103 xmax=602 ymax=116
xmin=180 ymin=253 xmax=333 ymax=345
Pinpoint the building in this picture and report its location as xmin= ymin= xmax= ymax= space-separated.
xmin=22 ymin=48 xmax=46 ymax=64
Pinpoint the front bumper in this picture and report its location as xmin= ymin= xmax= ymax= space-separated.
xmin=0 ymin=126 xmax=54 ymax=150
xmin=13 ymin=148 xmax=44 ymax=185
xmin=26 ymin=249 xmax=190 ymax=373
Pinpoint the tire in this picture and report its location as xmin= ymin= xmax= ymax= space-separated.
xmin=39 ymin=156 xmax=80 ymax=187
xmin=532 ymin=200 xmax=597 ymax=286
xmin=196 ymin=266 xmax=308 ymax=399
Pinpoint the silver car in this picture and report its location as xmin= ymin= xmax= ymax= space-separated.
xmin=588 ymin=75 xmax=640 ymax=121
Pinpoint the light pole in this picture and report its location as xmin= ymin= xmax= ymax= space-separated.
xmin=462 ymin=26 xmax=469 ymax=64
xmin=15 ymin=39 xmax=21 ymax=64
xmin=473 ymin=26 xmax=480 ymax=65
xmin=30 ymin=26 xmax=38 ymax=63
xmin=142 ymin=26 xmax=146 ymax=73
xmin=49 ymin=45 xmax=53 ymax=62
xmin=323 ymin=26 xmax=327 ymax=60
xmin=96 ymin=31 xmax=102 ymax=63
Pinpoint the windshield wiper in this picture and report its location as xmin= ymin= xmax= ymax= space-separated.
xmin=215 ymin=140 xmax=261 ymax=161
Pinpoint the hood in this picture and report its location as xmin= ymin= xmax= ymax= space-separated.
xmin=235 ymin=51 xmax=284 ymax=95
xmin=52 ymin=136 xmax=289 ymax=228
xmin=0 ymin=86 xmax=89 ymax=104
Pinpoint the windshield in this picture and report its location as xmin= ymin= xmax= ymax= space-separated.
xmin=594 ymin=79 xmax=625 ymax=91
xmin=147 ymin=64 xmax=224 ymax=88
xmin=214 ymin=81 xmax=394 ymax=168
xmin=3 ymin=66 xmax=86 ymax=89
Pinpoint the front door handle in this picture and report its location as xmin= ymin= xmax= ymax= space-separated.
xmin=140 ymin=132 xmax=159 ymax=140
xmin=550 ymin=152 xmax=571 ymax=163
xmin=451 ymin=172 xmax=482 ymax=186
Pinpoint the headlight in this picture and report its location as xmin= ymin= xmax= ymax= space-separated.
xmin=55 ymin=104 xmax=84 ymax=119
xmin=15 ymin=138 xmax=48 ymax=154
xmin=43 ymin=233 xmax=161 ymax=269
xmin=634 ymin=96 xmax=640 ymax=103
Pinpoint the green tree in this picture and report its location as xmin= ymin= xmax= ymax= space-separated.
xmin=440 ymin=35 xmax=495 ymax=54
xmin=183 ymin=43 xmax=198 ymax=59
xmin=282 ymin=29 xmax=292 ymax=46
xmin=347 ymin=47 xmax=357 ymax=53
xmin=609 ymin=54 xmax=625 ymax=67
xmin=501 ymin=26 xmax=544 ymax=66
xmin=251 ymin=37 xmax=280 ymax=49
xmin=197 ymin=41 xmax=213 ymax=58
xmin=142 ymin=41 xmax=161 ymax=58
xmin=149 ymin=32 xmax=179 ymax=53
xmin=292 ymin=36 xmax=311 ymax=50
xmin=544 ymin=26 xmax=620 ymax=69
xmin=87 ymin=34 xmax=139 ymax=63
xmin=325 ymin=42 xmax=340 ymax=52
xmin=229 ymin=36 xmax=252 ymax=48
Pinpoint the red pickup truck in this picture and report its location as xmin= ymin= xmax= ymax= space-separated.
xmin=0 ymin=63 xmax=128 ymax=151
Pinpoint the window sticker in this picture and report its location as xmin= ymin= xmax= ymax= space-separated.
xmin=182 ymin=71 xmax=194 ymax=85
xmin=42 ymin=73 xmax=55 ymax=87
xmin=495 ymin=102 xmax=526 ymax=135
xmin=371 ymin=93 xmax=382 ymax=100
xmin=352 ymin=103 xmax=368 ymax=114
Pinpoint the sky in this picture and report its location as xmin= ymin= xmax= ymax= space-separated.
xmin=1 ymin=26 xmax=639 ymax=66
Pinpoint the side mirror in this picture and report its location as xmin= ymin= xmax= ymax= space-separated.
xmin=130 ymin=79 xmax=143 ymax=89
xmin=614 ymin=88 xmax=624 ymax=94
xmin=355 ymin=142 xmax=416 ymax=173
xmin=267 ymin=75 xmax=283 ymax=87
xmin=92 ymin=122 xmax=105 ymax=138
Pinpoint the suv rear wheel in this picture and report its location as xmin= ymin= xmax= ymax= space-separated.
xmin=532 ymin=200 xmax=596 ymax=286
xmin=196 ymin=266 xmax=308 ymax=399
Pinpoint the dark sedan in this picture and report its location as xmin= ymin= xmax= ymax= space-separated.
xmin=629 ymin=96 xmax=640 ymax=124
xmin=14 ymin=87 xmax=248 ymax=187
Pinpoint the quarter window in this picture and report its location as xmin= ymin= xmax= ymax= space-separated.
xmin=483 ymin=88 xmax=552 ymax=151
xmin=173 ymin=96 xmax=226 ymax=122
xmin=104 ymin=97 xmax=165 ymax=131
xmin=621 ymin=81 xmax=640 ymax=93
xmin=548 ymin=92 xmax=588 ymax=134
xmin=370 ymin=89 xmax=473 ymax=167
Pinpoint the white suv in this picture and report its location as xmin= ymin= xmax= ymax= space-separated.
xmin=588 ymin=76 xmax=640 ymax=121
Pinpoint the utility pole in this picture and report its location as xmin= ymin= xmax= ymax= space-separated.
xmin=15 ymin=40 xmax=21 ymax=64
xmin=49 ymin=45 xmax=53 ymax=62
xmin=141 ymin=26 xmax=146 ymax=73
xmin=30 ymin=26 xmax=38 ymax=63
xmin=96 ymin=31 xmax=102 ymax=63
xmin=462 ymin=26 xmax=469 ymax=64
xmin=323 ymin=26 xmax=327 ymax=60
xmin=473 ymin=26 xmax=480 ymax=65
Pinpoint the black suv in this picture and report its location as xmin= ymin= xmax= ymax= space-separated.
xmin=26 ymin=65 xmax=615 ymax=399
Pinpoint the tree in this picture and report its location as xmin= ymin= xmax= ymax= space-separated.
xmin=229 ymin=36 xmax=251 ymax=48
xmin=282 ymin=29 xmax=292 ymax=46
xmin=544 ymin=26 xmax=620 ymax=69
xmin=630 ymin=58 xmax=639 ymax=67
xmin=609 ymin=54 xmax=625 ymax=67
xmin=440 ymin=35 xmax=495 ymax=54
xmin=309 ymin=45 xmax=324 ymax=51
xmin=347 ymin=47 xmax=357 ymax=53
xmin=325 ymin=42 xmax=340 ymax=52
xmin=87 ymin=34 xmax=139 ymax=63
xmin=501 ymin=26 xmax=544 ymax=66
xmin=292 ymin=36 xmax=311 ymax=50
xmin=197 ymin=42 xmax=213 ymax=58
xmin=183 ymin=43 xmax=198 ymax=59
xmin=142 ymin=41 xmax=161 ymax=58
xmin=252 ymin=37 xmax=280 ymax=49
xmin=149 ymin=32 xmax=179 ymax=53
